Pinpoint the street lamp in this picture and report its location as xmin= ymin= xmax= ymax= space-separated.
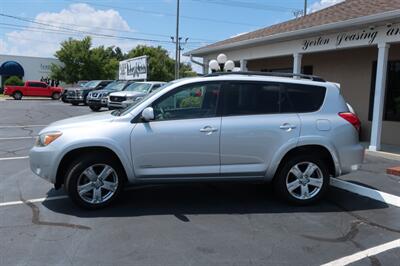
xmin=209 ymin=53 xmax=236 ymax=73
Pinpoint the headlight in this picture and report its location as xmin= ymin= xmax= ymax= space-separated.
xmin=35 ymin=131 xmax=62 ymax=147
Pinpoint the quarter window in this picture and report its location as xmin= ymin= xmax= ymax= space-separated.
xmin=152 ymin=83 xmax=221 ymax=121
xmin=285 ymin=83 xmax=326 ymax=113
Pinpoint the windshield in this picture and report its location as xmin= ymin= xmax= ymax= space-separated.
xmin=103 ymin=81 xmax=127 ymax=91
xmin=83 ymin=80 xmax=102 ymax=88
xmin=124 ymin=83 xmax=152 ymax=93
xmin=113 ymin=82 xmax=173 ymax=116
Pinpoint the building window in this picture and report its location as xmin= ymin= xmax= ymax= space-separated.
xmin=369 ymin=61 xmax=400 ymax=122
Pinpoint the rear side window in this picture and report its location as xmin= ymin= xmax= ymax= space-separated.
xmin=285 ymin=83 xmax=326 ymax=113
xmin=29 ymin=82 xmax=47 ymax=88
xmin=222 ymin=82 xmax=292 ymax=116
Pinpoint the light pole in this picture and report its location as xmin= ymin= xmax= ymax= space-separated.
xmin=175 ymin=0 xmax=180 ymax=80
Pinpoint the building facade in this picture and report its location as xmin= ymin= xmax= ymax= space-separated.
xmin=187 ymin=0 xmax=400 ymax=151
xmin=0 ymin=54 xmax=62 ymax=90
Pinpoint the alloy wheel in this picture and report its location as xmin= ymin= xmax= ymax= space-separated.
xmin=285 ymin=162 xmax=324 ymax=200
xmin=77 ymin=164 xmax=119 ymax=204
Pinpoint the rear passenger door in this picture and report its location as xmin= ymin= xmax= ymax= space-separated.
xmin=27 ymin=82 xmax=49 ymax=96
xmin=220 ymin=81 xmax=300 ymax=176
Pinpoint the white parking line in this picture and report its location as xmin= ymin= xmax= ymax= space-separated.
xmin=321 ymin=238 xmax=400 ymax=266
xmin=0 ymin=156 xmax=29 ymax=161
xmin=0 ymin=195 xmax=68 ymax=207
xmin=330 ymin=177 xmax=400 ymax=208
xmin=0 ymin=136 xmax=36 ymax=140
xmin=0 ymin=125 xmax=47 ymax=128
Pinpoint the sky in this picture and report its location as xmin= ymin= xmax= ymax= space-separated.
xmin=0 ymin=0 xmax=344 ymax=72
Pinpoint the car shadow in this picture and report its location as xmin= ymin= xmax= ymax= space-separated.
xmin=42 ymin=182 xmax=389 ymax=218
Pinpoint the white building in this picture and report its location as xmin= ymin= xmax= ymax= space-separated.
xmin=186 ymin=0 xmax=400 ymax=151
xmin=0 ymin=54 xmax=62 ymax=90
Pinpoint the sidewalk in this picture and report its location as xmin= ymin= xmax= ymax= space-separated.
xmin=339 ymin=151 xmax=400 ymax=198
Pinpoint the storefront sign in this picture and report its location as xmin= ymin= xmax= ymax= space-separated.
xmin=302 ymin=24 xmax=400 ymax=51
xmin=119 ymin=56 xmax=148 ymax=80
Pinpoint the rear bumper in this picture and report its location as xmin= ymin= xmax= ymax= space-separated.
xmin=338 ymin=144 xmax=364 ymax=175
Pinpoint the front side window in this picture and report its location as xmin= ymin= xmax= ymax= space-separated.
xmin=222 ymin=82 xmax=292 ymax=116
xmin=152 ymin=82 xmax=221 ymax=121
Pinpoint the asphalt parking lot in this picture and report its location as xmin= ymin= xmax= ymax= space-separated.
xmin=1 ymin=99 xmax=400 ymax=266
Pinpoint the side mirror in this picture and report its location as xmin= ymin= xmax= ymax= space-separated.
xmin=142 ymin=107 xmax=154 ymax=121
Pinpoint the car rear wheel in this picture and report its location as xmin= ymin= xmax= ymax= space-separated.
xmin=65 ymin=155 xmax=124 ymax=209
xmin=51 ymin=92 xmax=61 ymax=100
xmin=13 ymin=91 xmax=22 ymax=100
xmin=273 ymin=155 xmax=329 ymax=205
xmin=90 ymin=106 xmax=101 ymax=111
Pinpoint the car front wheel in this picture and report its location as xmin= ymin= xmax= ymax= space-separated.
xmin=273 ymin=155 xmax=329 ymax=205
xmin=65 ymin=155 xmax=125 ymax=209
xmin=90 ymin=106 xmax=101 ymax=111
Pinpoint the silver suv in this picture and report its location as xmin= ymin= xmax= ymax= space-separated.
xmin=29 ymin=72 xmax=364 ymax=209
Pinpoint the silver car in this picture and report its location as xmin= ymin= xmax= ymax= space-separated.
xmin=29 ymin=72 xmax=364 ymax=209
xmin=108 ymin=81 xmax=166 ymax=110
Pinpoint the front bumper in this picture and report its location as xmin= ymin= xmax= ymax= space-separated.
xmin=66 ymin=95 xmax=85 ymax=103
xmin=87 ymin=98 xmax=108 ymax=107
xmin=108 ymin=100 xmax=133 ymax=109
xmin=29 ymin=146 xmax=58 ymax=184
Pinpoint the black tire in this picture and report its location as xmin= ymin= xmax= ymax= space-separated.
xmin=64 ymin=154 xmax=125 ymax=209
xmin=71 ymin=102 xmax=79 ymax=106
xmin=90 ymin=106 xmax=101 ymax=111
xmin=61 ymin=96 xmax=68 ymax=103
xmin=51 ymin=92 xmax=61 ymax=100
xmin=273 ymin=155 xmax=329 ymax=205
xmin=13 ymin=91 xmax=22 ymax=100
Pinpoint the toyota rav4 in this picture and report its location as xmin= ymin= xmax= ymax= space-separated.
xmin=29 ymin=72 xmax=364 ymax=209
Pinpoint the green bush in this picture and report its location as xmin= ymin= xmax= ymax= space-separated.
xmin=4 ymin=76 xmax=24 ymax=86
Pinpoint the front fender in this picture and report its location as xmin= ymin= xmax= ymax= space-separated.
xmin=52 ymin=137 xmax=134 ymax=183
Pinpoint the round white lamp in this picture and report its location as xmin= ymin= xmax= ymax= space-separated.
xmin=224 ymin=60 xmax=235 ymax=72
xmin=209 ymin=59 xmax=220 ymax=72
xmin=217 ymin=53 xmax=227 ymax=64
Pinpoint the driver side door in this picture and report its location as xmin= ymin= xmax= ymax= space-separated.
xmin=130 ymin=82 xmax=222 ymax=178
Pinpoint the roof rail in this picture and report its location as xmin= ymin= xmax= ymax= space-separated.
xmin=204 ymin=71 xmax=326 ymax=82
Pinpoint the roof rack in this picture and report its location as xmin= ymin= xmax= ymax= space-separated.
xmin=204 ymin=71 xmax=326 ymax=82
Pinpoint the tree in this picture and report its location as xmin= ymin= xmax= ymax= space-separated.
xmin=51 ymin=36 xmax=121 ymax=83
xmin=4 ymin=76 xmax=24 ymax=86
xmin=126 ymin=45 xmax=195 ymax=81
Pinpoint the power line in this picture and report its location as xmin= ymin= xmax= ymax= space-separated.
xmin=0 ymin=13 xmax=208 ymax=45
xmin=192 ymin=0 xmax=299 ymax=12
xmin=64 ymin=0 xmax=260 ymax=27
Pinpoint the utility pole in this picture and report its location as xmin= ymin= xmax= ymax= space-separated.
xmin=175 ymin=0 xmax=180 ymax=79
xmin=304 ymin=0 xmax=307 ymax=16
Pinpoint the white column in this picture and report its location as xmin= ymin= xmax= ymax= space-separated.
xmin=369 ymin=43 xmax=390 ymax=151
xmin=293 ymin=53 xmax=303 ymax=75
xmin=203 ymin=59 xmax=209 ymax=74
xmin=240 ymin=59 xmax=248 ymax=71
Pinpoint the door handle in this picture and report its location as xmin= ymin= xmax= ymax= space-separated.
xmin=280 ymin=123 xmax=297 ymax=131
xmin=200 ymin=126 xmax=218 ymax=135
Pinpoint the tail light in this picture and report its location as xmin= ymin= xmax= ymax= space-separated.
xmin=339 ymin=112 xmax=361 ymax=132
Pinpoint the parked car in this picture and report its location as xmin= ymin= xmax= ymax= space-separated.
xmin=4 ymin=80 xmax=63 ymax=100
xmin=86 ymin=80 xmax=135 ymax=111
xmin=64 ymin=80 xmax=112 ymax=105
xmin=108 ymin=81 xmax=166 ymax=110
xmin=29 ymin=72 xmax=364 ymax=209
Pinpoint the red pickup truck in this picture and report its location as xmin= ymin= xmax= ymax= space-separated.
xmin=4 ymin=81 xmax=63 ymax=100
